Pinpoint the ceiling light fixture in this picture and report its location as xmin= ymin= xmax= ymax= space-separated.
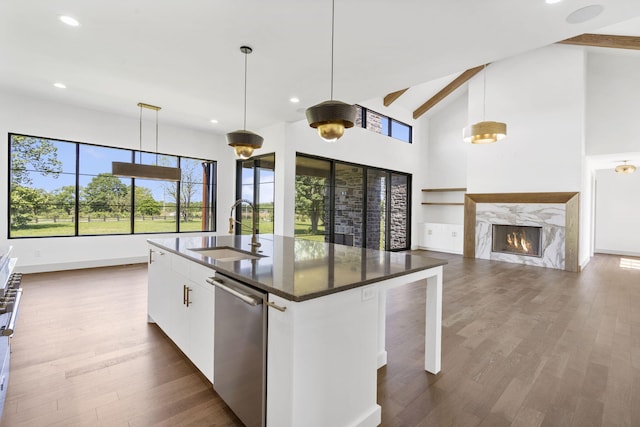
xmin=226 ymin=46 xmax=263 ymax=159
xmin=305 ymin=0 xmax=356 ymax=143
xmin=53 ymin=82 xmax=67 ymax=89
xmin=615 ymin=160 xmax=636 ymax=174
xmin=210 ymin=119 xmax=219 ymax=124
xmin=463 ymin=64 xmax=507 ymax=144
xmin=59 ymin=15 xmax=80 ymax=27
xmin=290 ymin=97 xmax=300 ymax=103
xmin=112 ymin=103 xmax=182 ymax=181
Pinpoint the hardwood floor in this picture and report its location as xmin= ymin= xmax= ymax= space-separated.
xmin=2 ymin=252 xmax=639 ymax=426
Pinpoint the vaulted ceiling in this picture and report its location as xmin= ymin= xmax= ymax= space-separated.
xmin=385 ymin=33 xmax=640 ymax=120
xmin=1 ymin=1 xmax=640 ymax=134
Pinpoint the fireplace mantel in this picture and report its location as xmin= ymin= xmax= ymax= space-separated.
xmin=463 ymin=192 xmax=580 ymax=272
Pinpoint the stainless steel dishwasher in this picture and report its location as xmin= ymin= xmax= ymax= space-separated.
xmin=207 ymin=272 xmax=267 ymax=427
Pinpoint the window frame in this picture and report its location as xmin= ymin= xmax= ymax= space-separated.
xmin=295 ymin=152 xmax=412 ymax=251
xmin=234 ymin=153 xmax=276 ymax=236
xmin=7 ymin=132 xmax=217 ymax=239
xmin=355 ymin=105 xmax=413 ymax=143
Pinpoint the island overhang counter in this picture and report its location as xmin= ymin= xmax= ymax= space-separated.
xmin=147 ymin=234 xmax=447 ymax=427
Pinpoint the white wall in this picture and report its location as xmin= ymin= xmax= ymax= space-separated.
xmin=0 ymin=91 xmax=234 ymax=272
xmin=422 ymin=93 xmax=468 ymax=225
xmin=466 ymin=45 xmax=586 ymax=193
xmin=594 ymin=169 xmax=640 ymax=256
xmin=586 ymin=52 xmax=640 ymax=155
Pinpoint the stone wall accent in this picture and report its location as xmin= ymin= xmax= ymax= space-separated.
xmin=334 ymin=167 xmax=364 ymax=247
xmin=390 ymin=176 xmax=408 ymax=249
xmin=366 ymin=173 xmax=386 ymax=249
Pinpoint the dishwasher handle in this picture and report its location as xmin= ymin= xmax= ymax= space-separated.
xmin=206 ymin=277 xmax=261 ymax=306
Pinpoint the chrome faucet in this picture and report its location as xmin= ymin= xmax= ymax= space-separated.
xmin=229 ymin=199 xmax=261 ymax=249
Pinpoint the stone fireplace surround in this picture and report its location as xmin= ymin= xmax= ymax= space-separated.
xmin=463 ymin=192 xmax=579 ymax=272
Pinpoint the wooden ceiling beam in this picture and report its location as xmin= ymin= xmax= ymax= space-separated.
xmin=413 ymin=64 xmax=485 ymax=120
xmin=558 ymin=33 xmax=640 ymax=50
xmin=383 ymin=88 xmax=409 ymax=106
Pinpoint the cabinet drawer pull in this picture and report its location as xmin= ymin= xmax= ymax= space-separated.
xmin=185 ymin=286 xmax=192 ymax=307
xmin=264 ymin=300 xmax=287 ymax=312
xmin=149 ymin=249 xmax=164 ymax=264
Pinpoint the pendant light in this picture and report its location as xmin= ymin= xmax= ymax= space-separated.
xmin=463 ymin=64 xmax=507 ymax=144
xmin=112 ymin=103 xmax=182 ymax=181
xmin=305 ymin=0 xmax=356 ymax=142
xmin=226 ymin=46 xmax=263 ymax=159
xmin=615 ymin=160 xmax=637 ymax=174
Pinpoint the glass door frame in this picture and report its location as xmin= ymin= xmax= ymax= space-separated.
xmin=295 ymin=153 xmax=412 ymax=251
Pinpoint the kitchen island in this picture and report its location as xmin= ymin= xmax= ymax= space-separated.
xmin=147 ymin=234 xmax=446 ymax=427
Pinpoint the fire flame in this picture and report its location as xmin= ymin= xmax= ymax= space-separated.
xmin=506 ymin=230 xmax=532 ymax=254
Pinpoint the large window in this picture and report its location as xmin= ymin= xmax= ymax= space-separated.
xmin=295 ymin=154 xmax=411 ymax=251
xmin=235 ymin=153 xmax=275 ymax=235
xmin=8 ymin=133 xmax=217 ymax=238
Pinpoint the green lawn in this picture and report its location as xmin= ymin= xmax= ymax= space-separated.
xmin=10 ymin=218 xmax=204 ymax=237
xmin=11 ymin=217 xmax=324 ymax=240
xmin=294 ymin=221 xmax=326 ymax=242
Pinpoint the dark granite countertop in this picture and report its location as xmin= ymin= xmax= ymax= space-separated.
xmin=148 ymin=234 xmax=447 ymax=302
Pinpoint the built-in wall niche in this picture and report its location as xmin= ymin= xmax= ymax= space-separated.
xmin=421 ymin=188 xmax=466 ymax=206
xmin=463 ymin=192 xmax=579 ymax=272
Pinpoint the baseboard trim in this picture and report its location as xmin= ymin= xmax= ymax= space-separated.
xmin=16 ymin=256 xmax=148 ymax=274
xmin=595 ymin=249 xmax=640 ymax=258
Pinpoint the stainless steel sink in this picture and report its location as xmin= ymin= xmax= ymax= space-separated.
xmin=188 ymin=246 xmax=265 ymax=262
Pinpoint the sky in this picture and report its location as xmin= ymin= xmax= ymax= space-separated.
xmin=20 ymin=137 xmax=203 ymax=201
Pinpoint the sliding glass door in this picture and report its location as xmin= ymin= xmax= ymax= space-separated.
xmin=236 ymin=153 xmax=275 ymax=235
xmin=294 ymin=156 xmax=331 ymax=241
xmin=295 ymin=154 xmax=411 ymax=251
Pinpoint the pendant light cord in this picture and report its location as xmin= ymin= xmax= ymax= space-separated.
xmin=139 ymin=104 xmax=143 ymax=163
xmin=482 ymin=64 xmax=487 ymax=121
xmin=244 ymin=50 xmax=248 ymax=130
xmin=330 ymin=0 xmax=335 ymax=100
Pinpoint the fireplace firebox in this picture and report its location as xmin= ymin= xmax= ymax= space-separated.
xmin=492 ymin=225 xmax=542 ymax=257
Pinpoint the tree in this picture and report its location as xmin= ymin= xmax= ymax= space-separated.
xmin=50 ymin=186 xmax=76 ymax=215
xmin=82 ymin=174 xmax=129 ymax=213
xmin=164 ymin=159 xmax=202 ymax=222
xmin=295 ymin=175 xmax=327 ymax=234
xmin=135 ymin=186 xmax=161 ymax=216
xmin=10 ymin=135 xmax=63 ymax=188
xmin=10 ymin=186 xmax=50 ymax=227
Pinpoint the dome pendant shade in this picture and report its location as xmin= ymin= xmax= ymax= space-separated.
xmin=463 ymin=121 xmax=507 ymax=144
xmin=615 ymin=161 xmax=637 ymax=174
xmin=305 ymin=100 xmax=356 ymax=142
xmin=226 ymin=45 xmax=263 ymax=158
xmin=226 ymin=129 xmax=264 ymax=159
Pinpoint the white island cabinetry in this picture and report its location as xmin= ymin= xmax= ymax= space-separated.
xmin=148 ymin=248 xmax=214 ymax=383
xmin=147 ymin=235 xmax=446 ymax=427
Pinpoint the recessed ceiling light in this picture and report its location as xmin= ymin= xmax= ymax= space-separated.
xmin=59 ymin=15 xmax=80 ymax=27
xmin=210 ymin=119 xmax=219 ymax=124
xmin=545 ymin=0 xmax=562 ymax=4
xmin=566 ymin=4 xmax=604 ymax=24
xmin=53 ymin=83 xmax=67 ymax=89
xmin=290 ymin=97 xmax=300 ymax=103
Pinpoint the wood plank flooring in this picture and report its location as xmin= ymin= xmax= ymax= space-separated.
xmin=1 ymin=252 xmax=639 ymax=426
